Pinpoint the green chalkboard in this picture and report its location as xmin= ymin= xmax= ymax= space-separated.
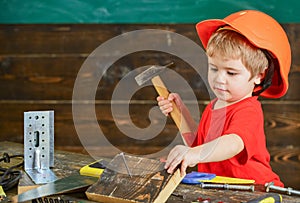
xmin=0 ymin=0 xmax=300 ymax=23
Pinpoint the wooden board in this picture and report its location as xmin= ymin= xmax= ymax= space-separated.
xmin=0 ymin=24 xmax=299 ymax=101
xmin=86 ymin=153 xmax=183 ymax=203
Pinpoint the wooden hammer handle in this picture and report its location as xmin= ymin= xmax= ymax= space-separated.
xmin=151 ymin=75 xmax=191 ymax=134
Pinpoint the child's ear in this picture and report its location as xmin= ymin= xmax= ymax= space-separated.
xmin=254 ymin=67 xmax=267 ymax=85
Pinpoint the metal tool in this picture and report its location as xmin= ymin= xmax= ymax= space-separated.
xmin=182 ymin=171 xmax=216 ymax=184
xmin=32 ymin=195 xmax=96 ymax=203
xmin=265 ymin=182 xmax=300 ymax=196
xmin=199 ymin=182 xmax=255 ymax=192
xmin=24 ymin=110 xmax=57 ymax=184
xmin=135 ymin=62 xmax=173 ymax=86
xmin=120 ymin=152 xmax=132 ymax=177
xmin=135 ymin=63 xmax=192 ymax=145
xmin=11 ymin=174 xmax=98 ymax=203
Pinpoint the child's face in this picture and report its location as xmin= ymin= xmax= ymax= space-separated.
xmin=208 ymin=55 xmax=261 ymax=105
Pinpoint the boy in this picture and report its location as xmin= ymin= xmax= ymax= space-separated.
xmin=157 ymin=10 xmax=291 ymax=186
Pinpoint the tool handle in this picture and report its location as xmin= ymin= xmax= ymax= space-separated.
xmin=151 ymin=76 xmax=192 ymax=136
xmin=246 ymin=193 xmax=282 ymax=203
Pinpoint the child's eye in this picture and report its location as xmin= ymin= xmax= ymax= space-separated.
xmin=209 ymin=67 xmax=218 ymax=72
xmin=228 ymin=71 xmax=237 ymax=76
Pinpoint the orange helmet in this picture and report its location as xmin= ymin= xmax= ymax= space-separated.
xmin=196 ymin=10 xmax=291 ymax=98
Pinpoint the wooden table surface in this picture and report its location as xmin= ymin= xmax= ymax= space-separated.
xmin=1 ymin=141 xmax=299 ymax=203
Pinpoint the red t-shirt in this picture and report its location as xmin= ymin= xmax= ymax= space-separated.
xmin=194 ymin=96 xmax=283 ymax=186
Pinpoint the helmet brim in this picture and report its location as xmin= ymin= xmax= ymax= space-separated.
xmin=196 ymin=19 xmax=227 ymax=49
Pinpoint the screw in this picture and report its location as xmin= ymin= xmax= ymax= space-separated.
xmin=265 ymin=182 xmax=300 ymax=196
xmin=200 ymin=183 xmax=255 ymax=192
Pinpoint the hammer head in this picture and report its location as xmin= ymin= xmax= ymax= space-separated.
xmin=135 ymin=62 xmax=174 ymax=86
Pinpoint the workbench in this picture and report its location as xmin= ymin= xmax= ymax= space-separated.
xmin=1 ymin=141 xmax=299 ymax=202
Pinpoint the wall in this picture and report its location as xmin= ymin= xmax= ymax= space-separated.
xmin=1 ymin=0 xmax=300 ymax=23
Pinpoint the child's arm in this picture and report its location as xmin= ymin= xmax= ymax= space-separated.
xmin=157 ymin=93 xmax=198 ymax=146
xmin=164 ymin=133 xmax=244 ymax=176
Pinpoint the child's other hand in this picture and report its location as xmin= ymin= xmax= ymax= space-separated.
xmin=164 ymin=145 xmax=198 ymax=177
xmin=156 ymin=93 xmax=181 ymax=116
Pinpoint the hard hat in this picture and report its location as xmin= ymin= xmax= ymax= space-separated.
xmin=196 ymin=10 xmax=291 ymax=98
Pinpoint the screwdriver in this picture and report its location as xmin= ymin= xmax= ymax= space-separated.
xmin=246 ymin=193 xmax=282 ymax=203
xmin=0 ymin=186 xmax=7 ymax=202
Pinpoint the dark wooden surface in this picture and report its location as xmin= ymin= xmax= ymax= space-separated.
xmin=1 ymin=141 xmax=300 ymax=203
xmin=0 ymin=24 xmax=299 ymax=190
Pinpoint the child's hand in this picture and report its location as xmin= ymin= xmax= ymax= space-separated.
xmin=164 ymin=145 xmax=198 ymax=177
xmin=156 ymin=93 xmax=181 ymax=116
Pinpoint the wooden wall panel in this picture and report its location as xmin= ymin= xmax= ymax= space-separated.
xmin=0 ymin=52 xmax=209 ymax=100
xmin=0 ymin=24 xmax=299 ymax=101
xmin=0 ymin=24 xmax=198 ymax=54
xmin=0 ymin=102 xmax=298 ymax=147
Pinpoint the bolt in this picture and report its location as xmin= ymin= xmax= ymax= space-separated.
xmin=265 ymin=182 xmax=300 ymax=196
xmin=200 ymin=183 xmax=255 ymax=192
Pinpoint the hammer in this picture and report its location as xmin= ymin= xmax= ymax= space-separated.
xmin=135 ymin=63 xmax=192 ymax=140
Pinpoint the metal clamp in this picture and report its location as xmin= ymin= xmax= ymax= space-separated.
xmin=24 ymin=110 xmax=57 ymax=184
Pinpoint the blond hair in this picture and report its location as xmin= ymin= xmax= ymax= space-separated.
xmin=206 ymin=29 xmax=268 ymax=79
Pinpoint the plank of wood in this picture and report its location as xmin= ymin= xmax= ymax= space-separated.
xmin=0 ymin=24 xmax=299 ymax=100
xmin=0 ymin=24 xmax=198 ymax=54
xmin=0 ymin=53 xmax=209 ymax=100
xmin=86 ymin=153 xmax=184 ymax=203
xmin=0 ymin=102 xmax=298 ymax=147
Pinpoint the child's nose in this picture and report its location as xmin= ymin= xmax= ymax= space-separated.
xmin=215 ymin=71 xmax=226 ymax=83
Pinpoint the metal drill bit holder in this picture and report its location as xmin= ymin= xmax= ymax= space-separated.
xmin=24 ymin=110 xmax=57 ymax=184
